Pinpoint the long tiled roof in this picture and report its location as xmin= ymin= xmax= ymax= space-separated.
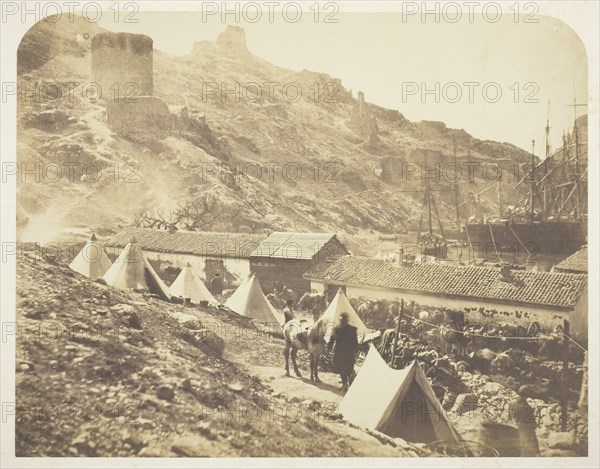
xmin=105 ymin=228 xmax=268 ymax=258
xmin=555 ymin=247 xmax=587 ymax=274
xmin=250 ymin=232 xmax=347 ymax=260
xmin=305 ymin=256 xmax=587 ymax=309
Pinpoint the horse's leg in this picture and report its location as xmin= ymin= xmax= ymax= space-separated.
xmin=312 ymin=353 xmax=321 ymax=383
xmin=284 ymin=343 xmax=290 ymax=377
xmin=291 ymin=347 xmax=301 ymax=378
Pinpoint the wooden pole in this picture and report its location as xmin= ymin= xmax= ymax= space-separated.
xmin=576 ymin=352 xmax=588 ymax=444
xmin=561 ymin=319 xmax=570 ymax=432
xmin=390 ymin=299 xmax=404 ymax=368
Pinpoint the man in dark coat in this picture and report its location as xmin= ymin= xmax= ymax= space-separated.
xmin=210 ymin=273 xmax=224 ymax=297
xmin=328 ymin=312 xmax=358 ymax=391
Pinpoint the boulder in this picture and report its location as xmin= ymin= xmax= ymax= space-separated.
xmin=172 ymin=311 xmax=203 ymax=330
xmin=156 ymin=384 xmax=175 ymax=402
xmin=110 ymin=303 xmax=136 ymax=314
xmin=180 ymin=329 xmax=225 ymax=358
xmin=138 ymin=445 xmax=175 ymax=457
xmin=171 ymin=434 xmax=217 ymax=457
xmin=122 ymin=429 xmax=148 ymax=451
xmin=30 ymin=109 xmax=70 ymax=130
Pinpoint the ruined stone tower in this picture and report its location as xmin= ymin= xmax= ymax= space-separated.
xmin=91 ymin=32 xmax=153 ymax=99
xmin=91 ymin=32 xmax=171 ymax=143
xmin=347 ymin=91 xmax=379 ymax=143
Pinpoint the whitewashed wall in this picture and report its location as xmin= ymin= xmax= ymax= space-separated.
xmin=106 ymin=247 xmax=251 ymax=284
xmin=310 ymin=280 xmax=573 ymax=330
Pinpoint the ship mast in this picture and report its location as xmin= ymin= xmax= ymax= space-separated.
xmin=417 ymin=178 xmax=446 ymax=244
xmin=566 ymin=93 xmax=587 ymax=220
xmin=543 ymin=101 xmax=551 ymax=219
xmin=545 ymin=101 xmax=551 ymax=159
xmin=452 ymin=136 xmax=460 ymax=227
xmin=498 ymin=179 xmax=503 ymax=218
xmin=427 ymin=180 xmax=433 ymax=236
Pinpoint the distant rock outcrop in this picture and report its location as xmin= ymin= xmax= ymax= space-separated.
xmin=216 ymin=26 xmax=249 ymax=53
xmin=347 ymin=91 xmax=379 ymax=143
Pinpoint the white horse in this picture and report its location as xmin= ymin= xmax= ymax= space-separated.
xmin=282 ymin=319 xmax=327 ymax=383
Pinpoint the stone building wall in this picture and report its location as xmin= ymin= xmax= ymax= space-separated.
xmin=106 ymin=97 xmax=171 ymax=143
xmin=310 ymin=280 xmax=571 ymax=331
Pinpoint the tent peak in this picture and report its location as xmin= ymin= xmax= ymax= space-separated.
xmin=130 ymin=235 xmax=138 ymax=243
xmin=90 ymin=233 xmax=97 ymax=241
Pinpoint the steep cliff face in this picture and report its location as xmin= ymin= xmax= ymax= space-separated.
xmin=16 ymin=19 xmax=535 ymax=253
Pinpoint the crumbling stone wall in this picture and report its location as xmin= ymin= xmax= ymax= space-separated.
xmin=91 ymin=32 xmax=153 ymax=100
xmin=170 ymin=106 xmax=231 ymax=159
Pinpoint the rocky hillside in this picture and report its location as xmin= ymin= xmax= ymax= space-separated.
xmin=17 ymin=16 xmax=535 ymax=252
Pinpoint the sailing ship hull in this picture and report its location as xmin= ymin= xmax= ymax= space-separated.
xmin=465 ymin=221 xmax=586 ymax=256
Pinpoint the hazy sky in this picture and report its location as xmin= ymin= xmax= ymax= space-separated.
xmin=98 ymin=10 xmax=588 ymax=153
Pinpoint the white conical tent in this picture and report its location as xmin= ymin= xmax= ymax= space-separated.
xmin=170 ymin=264 xmax=218 ymax=304
xmin=69 ymin=233 xmax=113 ymax=279
xmin=225 ymin=273 xmax=283 ymax=325
xmin=318 ymin=288 xmax=369 ymax=343
xmin=102 ymin=237 xmax=172 ymax=300
xmin=339 ymin=346 xmax=461 ymax=443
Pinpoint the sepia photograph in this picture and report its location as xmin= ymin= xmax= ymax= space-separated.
xmin=0 ymin=1 xmax=597 ymax=466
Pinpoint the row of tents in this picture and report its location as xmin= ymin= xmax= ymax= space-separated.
xmin=69 ymin=234 xmax=279 ymax=321
xmin=68 ymin=234 xmax=369 ymax=336
xmin=70 ymin=234 xmax=460 ymax=445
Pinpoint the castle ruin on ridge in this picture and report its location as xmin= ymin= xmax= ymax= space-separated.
xmin=91 ymin=32 xmax=170 ymax=142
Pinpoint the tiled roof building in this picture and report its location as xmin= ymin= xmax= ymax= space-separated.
xmin=106 ymin=228 xmax=267 ymax=258
xmin=305 ymin=256 xmax=587 ymax=310
xmin=554 ymin=247 xmax=588 ymax=274
xmin=250 ymin=232 xmax=349 ymax=294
